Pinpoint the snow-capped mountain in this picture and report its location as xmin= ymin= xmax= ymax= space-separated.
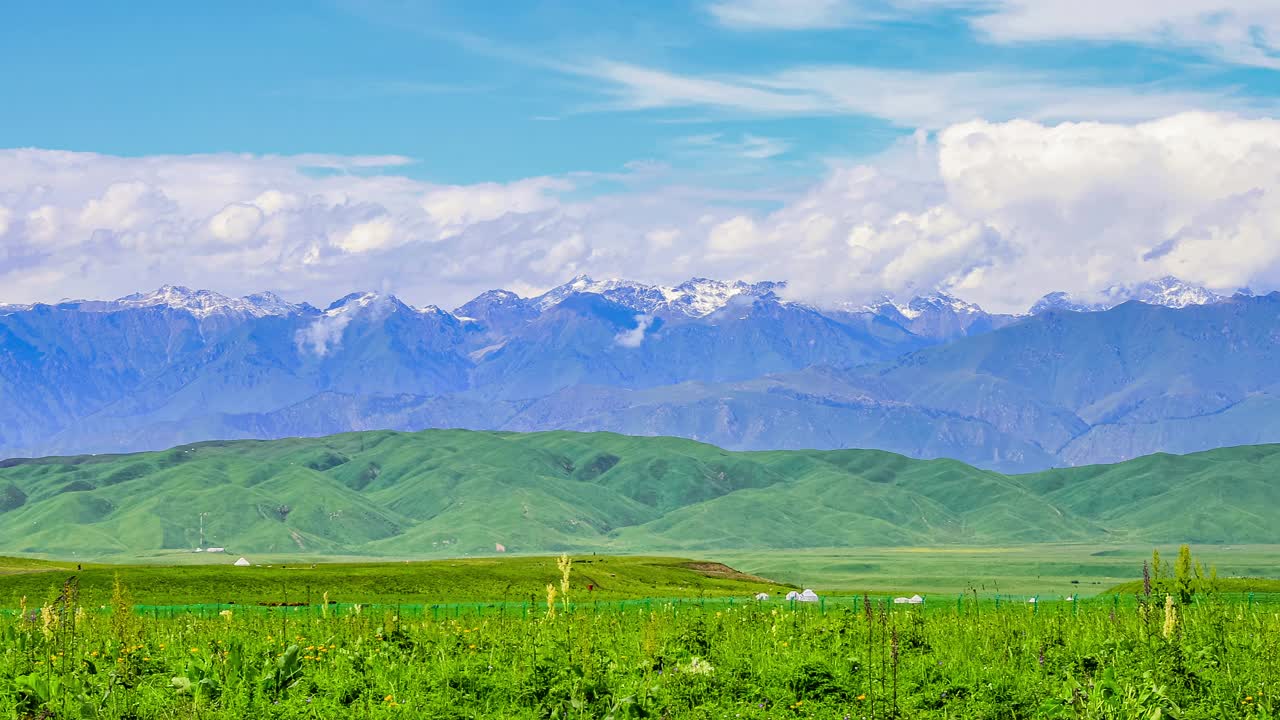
xmin=72 ymin=285 xmax=306 ymax=318
xmin=1121 ymin=276 xmax=1225 ymax=308
xmin=529 ymin=275 xmax=785 ymax=318
xmin=1030 ymin=277 xmax=1227 ymax=314
xmin=846 ymin=291 xmax=1014 ymax=342
xmin=3 ymin=275 xmax=1278 ymax=473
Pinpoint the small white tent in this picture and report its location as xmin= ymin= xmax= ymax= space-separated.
xmin=893 ymin=596 xmax=910 ymax=604
xmin=755 ymin=592 xmax=770 ymax=601
xmin=909 ymin=594 xmax=923 ymax=605
xmin=233 ymin=557 xmax=251 ymax=567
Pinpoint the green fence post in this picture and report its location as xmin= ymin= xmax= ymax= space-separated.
xmin=1249 ymin=592 xmax=1255 ymax=611
xmin=957 ymin=594 xmax=962 ymax=614
xmin=1072 ymin=595 xmax=1078 ymax=616
xmin=995 ymin=594 xmax=1000 ymax=610
xmin=820 ymin=597 xmax=826 ymax=614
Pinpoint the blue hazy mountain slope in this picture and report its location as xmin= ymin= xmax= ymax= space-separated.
xmin=1 ymin=279 xmax=1274 ymax=471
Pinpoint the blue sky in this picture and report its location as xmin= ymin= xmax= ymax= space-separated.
xmin=4 ymin=1 xmax=1276 ymax=184
xmin=1 ymin=1 xmax=1279 ymax=310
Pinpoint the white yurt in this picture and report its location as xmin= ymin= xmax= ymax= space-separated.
xmin=755 ymin=592 xmax=770 ymax=601
xmin=233 ymin=557 xmax=251 ymax=567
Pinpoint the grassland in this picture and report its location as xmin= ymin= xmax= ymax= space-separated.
xmin=716 ymin=544 xmax=1280 ymax=596
xmin=0 ymin=555 xmax=789 ymax=608
xmin=3 ymin=429 xmax=1280 ymax=559
xmin=3 ymin=543 xmax=1277 ymax=611
xmin=3 ymin=566 xmax=1277 ymax=719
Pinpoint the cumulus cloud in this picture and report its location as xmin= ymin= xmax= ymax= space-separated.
xmin=422 ymin=178 xmax=571 ymax=238
xmin=207 ymin=203 xmax=265 ymax=244
xmin=1 ymin=112 xmax=1279 ymax=313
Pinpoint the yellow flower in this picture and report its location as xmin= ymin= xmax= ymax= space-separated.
xmin=857 ymin=694 xmax=867 ymax=701
xmin=384 ymin=695 xmax=395 ymax=703
xmin=190 ymin=647 xmax=200 ymax=654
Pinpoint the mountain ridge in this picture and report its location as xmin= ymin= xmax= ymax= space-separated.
xmin=0 ymin=428 xmax=1275 ymax=559
xmin=2 ymin=277 xmax=1276 ymax=471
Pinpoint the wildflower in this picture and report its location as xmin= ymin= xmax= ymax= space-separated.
xmin=1162 ymin=595 xmax=1177 ymax=639
xmin=1143 ymin=560 xmax=1152 ymax=597
xmin=219 ymin=609 xmax=233 ymax=622
xmin=545 ymin=583 xmax=558 ymax=619
xmin=557 ymin=553 xmax=573 ymax=612
xmin=385 ymin=695 xmax=395 ymax=703
xmin=190 ymin=647 xmax=200 ymax=654
xmin=857 ymin=694 xmax=866 ymax=701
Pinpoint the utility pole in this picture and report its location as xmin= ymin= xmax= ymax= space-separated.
xmin=198 ymin=512 xmax=209 ymax=548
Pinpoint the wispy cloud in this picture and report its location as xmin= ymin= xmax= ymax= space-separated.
xmin=584 ymin=60 xmax=1276 ymax=127
xmin=707 ymin=0 xmax=1280 ymax=69
xmin=706 ymin=0 xmax=874 ymax=29
xmin=676 ymin=133 xmax=792 ymax=159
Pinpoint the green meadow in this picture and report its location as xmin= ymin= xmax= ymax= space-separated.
xmin=2 ymin=549 xmax=1278 ymax=719
xmin=4 ymin=429 xmax=1280 ymax=560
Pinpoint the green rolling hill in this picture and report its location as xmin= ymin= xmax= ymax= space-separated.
xmin=0 ymin=429 xmax=1275 ymax=559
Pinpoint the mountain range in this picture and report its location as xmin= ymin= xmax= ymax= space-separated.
xmin=1 ymin=429 xmax=1276 ymax=558
xmin=1 ymin=275 xmax=1274 ymax=472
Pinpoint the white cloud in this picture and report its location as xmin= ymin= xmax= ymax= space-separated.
xmin=422 ymin=178 xmax=571 ymax=238
xmin=707 ymin=0 xmax=865 ymax=29
xmin=334 ymin=217 xmax=399 ymax=253
xmin=615 ymin=314 xmax=655 ymax=347
xmin=646 ymin=228 xmax=682 ymax=248
xmin=2 ymin=113 xmax=1279 ymax=313
xmin=677 ymin=133 xmax=792 ymax=159
xmin=708 ymin=0 xmax=1280 ymax=69
xmin=0 ymin=206 xmax=11 ymax=237
xmin=587 ymin=60 xmax=1275 ymax=128
xmin=296 ymin=312 xmax=354 ymax=357
xmin=207 ymin=203 xmax=265 ymax=244
xmin=968 ymin=0 xmax=1280 ymax=69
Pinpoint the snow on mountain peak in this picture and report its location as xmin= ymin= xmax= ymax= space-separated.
xmin=110 ymin=285 xmax=301 ymax=318
xmin=1123 ymin=276 xmax=1224 ymax=308
xmin=529 ymin=276 xmax=783 ymax=317
xmin=1032 ymin=277 xmax=1226 ymax=314
xmin=853 ymin=291 xmax=985 ymax=320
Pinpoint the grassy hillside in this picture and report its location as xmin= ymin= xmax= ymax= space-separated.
xmin=0 ymin=429 xmax=1277 ymax=559
xmin=0 ymin=554 xmax=789 ymax=607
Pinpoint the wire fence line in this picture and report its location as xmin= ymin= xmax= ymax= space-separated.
xmin=5 ymin=591 xmax=1275 ymax=620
